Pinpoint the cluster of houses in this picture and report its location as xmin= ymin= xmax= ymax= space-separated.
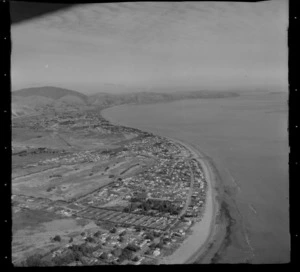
xmin=13 ymin=110 xmax=211 ymax=266
xmin=33 ymin=220 xmax=193 ymax=266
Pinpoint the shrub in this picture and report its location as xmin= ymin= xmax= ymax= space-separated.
xmin=25 ymin=254 xmax=52 ymax=267
xmin=53 ymin=251 xmax=76 ymax=266
xmin=53 ymin=235 xmax=61 ymax=242
xmin=132 ymin=256 xmax=139 ymax=262
xmin=145 ymin=233 xmax=154 ymax=241
xmin=112 ymin=248 xmax=122 ymax=257
xmin=94 ymin=231 xmax=101 ymax=237
xmin=120 ymin=248 xmax=133 ymax=260
xmin=126 ymin=244 xmax=139 ymax=252
xmin=123 ymin=207 xmax=130 ymax=213
xmin=110 ymin=227 xmax=117 ymax=233
xmin=86 ymin=236 xmax=95 ymax=243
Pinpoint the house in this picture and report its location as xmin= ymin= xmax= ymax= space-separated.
xmin=138 ymin=240 xmax=148 ymax=249
xmin=93 ymin=250 xmax=103 ymax=258
xmin=67 ymin=261 xmax=83 ymax=266
xmin=52 ymin=249 xmax=63 ymax=258
xmin=153 ymin=248 xmax=161 ymax=257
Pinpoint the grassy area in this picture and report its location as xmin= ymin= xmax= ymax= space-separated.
xmin=76 ymin=218 xmax=91 ymax=227
xmin=13 ymin=209 xmax=62 ymax=233
xmin=12 ymin=153 xmax=59 ymax=168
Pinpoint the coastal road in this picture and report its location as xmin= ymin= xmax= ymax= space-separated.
xmin=166 ymin=157 xmax=195 ymax=233
xmin=159 ymin=138 xmax=216 ymax=265
xmin=178 ymin=159 xmax=195 ymax=218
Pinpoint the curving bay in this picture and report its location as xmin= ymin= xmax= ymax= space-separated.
xmin=102 ymin=91 xmax=289 ymax=263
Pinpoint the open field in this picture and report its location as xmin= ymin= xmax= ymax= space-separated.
xmin=12 ymin=208 xmax=98 ymax=264
xmin=12 ymin=155 xmax=150 ymax=201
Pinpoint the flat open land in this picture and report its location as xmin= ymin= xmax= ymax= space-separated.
xmin=13 ymin=163 xmax=111 ymax=201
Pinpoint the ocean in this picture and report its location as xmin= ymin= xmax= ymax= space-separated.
xmin=102 ymin=91 xmax=289 ymax=263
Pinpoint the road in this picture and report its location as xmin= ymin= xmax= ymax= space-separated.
xmin=178 ymin=159 xmax=194 ymax=218
xmin=166 ymin=156 xmax=195 ymax=233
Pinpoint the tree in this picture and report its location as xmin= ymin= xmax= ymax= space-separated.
xmin=25 ymin=254 xmax=52 ymax=267
xmin=100 ymin=252 xmax=108 ymax=260
xmin=145 ymin=232 xmax=154 ymax=241
xmin=157 ymin=241 xmax=164 ymax=249
xmin=132 ymin=256 xmax=139 ymax=262
xmin=153 ymin=231 xmax=161 ymax=238
xmin=126 ymin=244 xmax=139 ymax=252
xmin=53 ymin=235 xmax=61 ymax=242
xmin=94 ymin=231 xmax=101 ymax=237
xmin=112 ymin=248 xmax=122 ymax=257
xmin=110 ymin=227 xmax=117 ymax=233
xmin=86 ymin=236 xmax=95 ymax=243
xmin=135 ymin=226 xmax=142 ymax=232
xmin=121 ymin=248 xmax=133 ymax=260
xmin=123 ymin=207 xmax=130 ymax=213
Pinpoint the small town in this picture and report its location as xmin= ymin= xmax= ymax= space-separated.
xmin=12 ymin=109 xmax=208 ymax=266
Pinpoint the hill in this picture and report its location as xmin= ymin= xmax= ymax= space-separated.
xmin=89 ymin=90 xmax=240 ymax=107
xmin=12 ymin=87 xmax=89 ymax=117
xmin=12 ymin=86 xmax=240 ymax=117
xmin=12 ymin=86 xmax=88 ymax=101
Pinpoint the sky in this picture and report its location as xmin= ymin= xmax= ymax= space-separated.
xmin=11 ymin=1 xmax=288 ymax=94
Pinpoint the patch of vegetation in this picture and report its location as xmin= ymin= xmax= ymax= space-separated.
xmin=129 ymin=198 xmax=181 ymax=215
xmin=23 ymin=254 xmax=53 ymax=267
xmin=13 ymin=209 xmax=60 ymax=233
xmin=53 ymin=235 xmax=61 ymax=242
xmin=76 ymin=218 xmax=90 ymax=227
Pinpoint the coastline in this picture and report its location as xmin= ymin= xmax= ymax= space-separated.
xmin=101 ymin=108 xmax=224 ymax=264
xmin=101 ymin=104 xmax=256 ymax=264
xmin=159 ymin=137 xmax=220 ymax=264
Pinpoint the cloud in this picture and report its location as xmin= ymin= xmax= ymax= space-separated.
xmin=11 ymin=1 xmax=288 ymax=92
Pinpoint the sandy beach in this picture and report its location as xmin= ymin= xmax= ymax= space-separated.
xmin=159 ymin=138 xmax=220 ymax=264
xmin=101 ymin=109 xmax=224 ymax=264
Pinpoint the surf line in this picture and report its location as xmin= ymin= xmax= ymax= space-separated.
xmin=249 ymin=204 xmax=257 ymax=215
xmin=244 ymin=228 xmax=255 ymax=261
xmin=224 ymin=167 xmax=241 ymax=193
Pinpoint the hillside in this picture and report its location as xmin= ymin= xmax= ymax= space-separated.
xmin=12 ymin=86 xmax=240 ymax=117
xmin=13 ymin=86 xmax=88 ymax=101
xmin=12 ymin=87 xmax=90 ymax=117
xmin=89 ymin=90 xmax=240 ymax=107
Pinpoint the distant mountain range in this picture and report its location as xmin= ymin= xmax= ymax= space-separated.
xmin=12 ymin=86 xmax=240 ymax=117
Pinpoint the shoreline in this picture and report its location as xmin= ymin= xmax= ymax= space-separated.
xmin=159 ymin=137 xmax=220 ymax=264
xmin=101 ymin=106 xmax=257 ymax=264
xmin=101 ymin=108 xmax=224 ymax=264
